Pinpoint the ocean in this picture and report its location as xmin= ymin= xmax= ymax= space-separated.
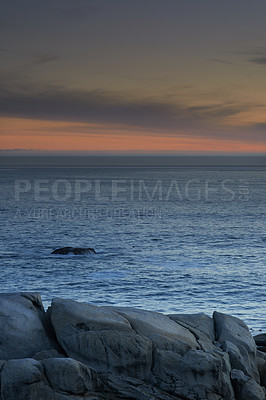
xmin=0 ymin=166 xmax=265 ymax=334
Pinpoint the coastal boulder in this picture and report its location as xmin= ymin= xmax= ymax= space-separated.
xmin=213 ymin=311 xmax=260 ymax=383
xmin=168 ymin=312 xmax=216 ymax=351
xmin=152 ymin=347 xmax=235 ymax=399
xmin=256 ymin=350 xmax=266 ymax=388
xmin=0 ymin=358 xmax=54 ymax=400
xmin=51 ymin=247 xmax=96 ymax=255
xmin=42 ymin=358 xmax=102 ymax=394
xmin=47 ymin=298 xmax=153 ymax=379
xmin=168 ymin=312 xmax=215 ymax=342
xmin=254 ymin=334 xmax=266 ymax=353
xmin=0 ymin=293 xmax=58 ymax=360
xmin=231 ymin=369 xmax=265 ymax=400
xmin=48 ymin=299 xmax=236 ymax=399
xmin=0 ymin=358 xmax=103 ymax=400
xmin=1 ymin=293 xmax=264 ymax=400
xmin=107 ymin=306 xmax=199 ymax=353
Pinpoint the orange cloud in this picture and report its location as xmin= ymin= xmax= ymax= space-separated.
xmin=1 ymin=117 xmax=266 ymax=154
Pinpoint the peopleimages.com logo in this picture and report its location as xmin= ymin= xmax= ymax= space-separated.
xmin=14 ymin=179 xmax=250 ymax=202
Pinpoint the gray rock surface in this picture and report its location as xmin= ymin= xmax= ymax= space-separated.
xmin=254 ymin=334 xmax=266 ymax=353
xmin=213 ymin=311 xmax=260 ymax=383
xmin=168 ymin=312 xmax=216 ymax=352
xmin=1 ymin=358 xmax=55 ymax=400
xmin=152 ymin=347 xmax=235 ymax=399
xmin=101 ymin=373 xmax=180 ymax=400
xmin=231 ymin=369 xmax=265 ymax=400
xmin=256 ymin=350 xmax=266 ymax=388
xmin=168 ymin=312 xmax=215 ymax=342
xmin=0 ymin=293 xmax=265 ymax=400
xmin=106 ymin=306 xmax=199 ymax=352
xmin=1 ymin=358 xmax=104 ymax=400
xmin=47 ymin=298 xmax=153 ymax=379
xmin=33 ymin=349 xmax=66 ymax=360
xmin=0 ymin=292 xmax=58 ymax=360
xmin=42 ymin=358 xmax=102 ymax=394
xmin=48 ymin=299 xmax=235 ymax=399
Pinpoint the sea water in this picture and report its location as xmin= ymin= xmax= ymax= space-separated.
xmin=0 ymin=166 xmax=265 ymax=333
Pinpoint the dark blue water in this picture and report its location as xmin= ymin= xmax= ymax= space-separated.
xmin=0 ymin=166 xmax=265 ymax=333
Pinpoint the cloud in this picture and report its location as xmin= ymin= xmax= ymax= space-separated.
xmin=234 ymin=46 xmax=266 ymax=66
xmin=208 ymin=58 xmax=233 ymax=65
xmin=50 ymin=0 xmax=97 ymax=20
xmin=235 ymin=46 xmax=266 ymax=57
xmin=0 ymin=149 xmax=36 ymax=152
xmin=250 ymin=122 xmax=266 ymax=130
xmin=248 ymin=57 xmax=266 ymax=66
xmin=0 ymin=85 xmax=235 ymax=129
xmin=28 ymin=54 xmax=62 ymax=66
xmin=0 ymin=86 xmax=181 ymax=128
xmin=0 ymin=83 xmax=265 ymax=143
xmin=0 ymin=48 xmax=62 ymax=67
xmin=237 ymin=46 xmax=266 ymax=66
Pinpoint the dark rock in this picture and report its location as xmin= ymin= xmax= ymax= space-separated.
xmin=101 ymin=373 xmax=179 ymax=400
xmin=168 ymin=312 xmax=216 ymax=352
xmin=168 ymin=312 xmax=215 ymax=342
xmin=256 ymin=350 xmax=266 ymax=388
xmin=213 ymin=311 xmax=260 ymax=383
xmin=1 ymin=293 xmax=265 ymax=400
xmin=51 ymin=247 xmax=96 ymax=255
xmin=48 ymin=299 xmax=234 ymax=399
xmin=231 ymin=369 xmax=265 ymax=400
xmin=0 ymin=293 xmax=59 ymax=360
xmin=33 ymin=349 xmax=66 ymax=361
xmin=1 ymin=358 xmax=55 ymax=400
xmin=254 ymin=334 xmax=266 ymax=353
xmin=42 ymin=358 xmax=102 ymax=394
xmin=47 ymin=299 xmax=154 ymax=380
xmin=0 ymin=357 xmax=103 ymax=400
xmin=152 ymin=347 xmax=234 ymax=399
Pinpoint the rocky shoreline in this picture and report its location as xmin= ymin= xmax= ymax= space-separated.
xmin=0 ymin=292 xmax=265 ymax=400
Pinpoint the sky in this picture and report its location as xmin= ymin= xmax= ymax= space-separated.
xmin=1 ymin=0 xmax=266 ymax=155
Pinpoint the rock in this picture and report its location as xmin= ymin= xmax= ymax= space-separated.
xmin=33 ymin=349 xmax=66 ymax=360
xmin=47 ymin=298 xmax=153 ymax=379
xmin=51 ymin=247 xmax=96 ymax=255
xmin=168 ymin=312 xmax=215 ymax=342
xmin=231 ymin=369 xmax=265 ymax=400
xmin=260 ymin=364 xmax=266 ymax=388
xmin=1 ymin=293 xmax=265 ymax=400
xmin=256 ymin=350 xmax=266 ymax=373
xmin=101 ymin=373 xmax=178 ymax=400
xmin=0 ymin=293 xmax=58 ymax=360
xmin=254 ymin=334 xmax=266 ymax=353
xmin=152 ymin=348 xmax=235 ymax=399
xmin=0 ymin=360 xmax=6 ymax=392
xmin=1 ymin=358 xmax=103 ymax=400
xmin=254 ymin=334 xmax=266 ymax=347
xmin=42 ymin=358 xmax=102 ymax=394
xmin=48 ymin=299 xmax=236 ymax=399
xmin=107 ymin=306 xmax=199 ymax=353
xmin=168 ymin=312 xmax=216 ymax=352
xmin=213 ymin=311 xmax=260 ymax=383
xmin=0 ymin=358 xmax=56 ymax=400
xmin=256 ymin=350 xmax=266 ymax=388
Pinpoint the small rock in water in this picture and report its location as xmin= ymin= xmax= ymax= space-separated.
xmin=51 ymin=247 xmax=96 ymax=255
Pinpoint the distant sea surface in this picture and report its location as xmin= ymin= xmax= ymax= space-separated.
xmin=1 ymin=166 xmax=265 ymax=334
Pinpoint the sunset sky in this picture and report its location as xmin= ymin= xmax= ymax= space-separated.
xmin=1 ymin=0 xmax=266 ymax=155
